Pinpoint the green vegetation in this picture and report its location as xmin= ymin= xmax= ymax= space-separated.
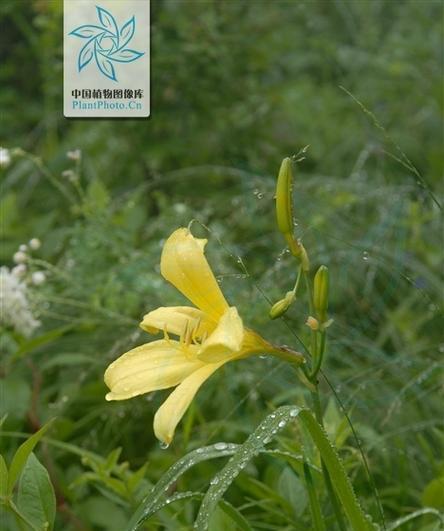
xmin=1 ymin=1 xmax=443 ymax=530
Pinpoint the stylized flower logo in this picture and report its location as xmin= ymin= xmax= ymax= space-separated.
xmin=69 ymin=5 xmax=144 ymax=82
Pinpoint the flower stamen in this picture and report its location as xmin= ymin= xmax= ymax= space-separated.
xmin=163 ymin=324 xmax=171 ymax=344
xmin=191 ymin=317 xmax=202 ymax=344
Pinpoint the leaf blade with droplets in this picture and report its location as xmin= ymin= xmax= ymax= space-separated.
xmin=125 ymin=442 xmax=240 ymax=531
xmin=194 ymin=406 xmax=377 ymax=531
xmin=194 ymin=406 xmax=301 ymax=530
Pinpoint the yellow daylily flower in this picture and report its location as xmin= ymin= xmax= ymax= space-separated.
xmin=104 ymin=227 xmax=304 ymax=445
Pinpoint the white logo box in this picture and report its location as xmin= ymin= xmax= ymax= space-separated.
xmin=64 ymin=0 xmax=150 ymax=118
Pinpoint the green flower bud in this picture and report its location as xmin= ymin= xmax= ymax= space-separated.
xmin=276 ymin=157 xmax=293 ymax=235
xmin=269 ymin=291 xmax=295 ymax=319
xmin=313 ymin=265 xmax=329 ymax=322
xmin=275 ymin=157 xmax=310 ymax=269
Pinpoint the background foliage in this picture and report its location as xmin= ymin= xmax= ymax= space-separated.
xmin=1 ymin=1 xmax=443 ymax=530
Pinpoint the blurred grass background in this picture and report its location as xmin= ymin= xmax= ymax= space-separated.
xmin=1 ymin=1 xmax=443 ymax=530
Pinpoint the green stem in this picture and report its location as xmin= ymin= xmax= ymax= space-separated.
xmin=303 ymin=271 xmax=315 ymax=314
xmin=291 ymin=265 xmax=303 ymax=296
xmin=309 ymin=331 xmax=326 ymax=382
xmin=303 ymin=271 xmax=319 ymax=373
xmin=311 ymin=390 xmax=347 ymax=531
xmin=19 ymin=151 xmax=75 ymax=204
xmin=304 ymin=460 xmax=326 ymax=531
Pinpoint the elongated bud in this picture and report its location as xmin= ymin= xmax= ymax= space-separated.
xmin=313 ymin=265 xmax=329 ymax=322
xmin=275 ymin=157 xmax=310 ymax=269
xmin=276 ymin=157 xmax=293 ymax=236
xmin=269 ymin=291 xmax=295 ymax=319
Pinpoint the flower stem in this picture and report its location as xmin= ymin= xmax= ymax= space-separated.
xmin=304 ymin=459 xmax=327 ymax=531
xmin=311 ymin=389 xmax=347 ymax=531
xmin=309 ymin=330 xmax=326 ymax=382
xmin=292 ymin=265 xmax=303 ymax=296
xmin=303 ymin=271 xmax=319 ymax=373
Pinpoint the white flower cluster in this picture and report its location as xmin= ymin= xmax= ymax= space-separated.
xmin=66 ymin=149 xmax=81 ymax=161
xmin=0 ymin=266 xmax=41 ymax=337
xmin=62 ymin=149 xmax=82 ymax=182
xmin=0 ymin=147 xmax=11 ymax=168
xmin=1 ymin=237 xmax=47 ymax=337
xmin=12 ymin=238 xmax=44 ymax=284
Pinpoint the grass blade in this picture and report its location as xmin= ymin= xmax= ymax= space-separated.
xmin=194 ymin=406 xmax=301 ymax=530
xmin=126 ymin=442 xmax=240 ymax=531
xmin=387 ymin=508 xmax=444 ymax=530
xmin=194 ymin=406 xmax=376 ymax=531
xmin=299 ymin=409 xmax=375 ymax=530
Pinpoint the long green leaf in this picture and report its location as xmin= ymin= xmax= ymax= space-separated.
xmin=194 ymin=406 xmax=302 ymax=530
xmin=194 ymin=406 xmax=376 ymax=531
xmin=17 ymin=452 xmax=56 ymax=531
xmin=126 ymin=446 xmax=306 ymax=529
xmin=387 ymin=508 xmax=444 ymax=530
xmin=143 ymin=491 xmax=252 ymax=531
xmin=125 ymin=442 xmax=241 ymax=531
xmin=7 ymin=419 xmax=54 ymax=494
xmin=217 ymin=499 xmax=253 ymax=531
xmin=299 ymin=409 xmax=375 ymax=531
xmin=145 ymin=490 xmax=201 ymax=517
xmin=303 ymin=460 xmax=326 ymax=531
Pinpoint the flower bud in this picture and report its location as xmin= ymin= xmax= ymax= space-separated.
xmin=13 ymin=251 xmax=27 ymax=264
xmin=313 ymin=265 xmax=329 ymax=322
xmin=276 ymin=157 xmax=293 ymax=236
xmin=12 ymin=264 xmax=26 ymax=277
xmin=32 ymin=271 xmax=46 ymax=286
xmin=29 ymin=238 xmax=41 ymax=250
xmin=306 ymin=316 xmax=319 ymax=331
xmin=275 ymin=157 xmax=310 ymax=269
xmin=269 ymin=291 xmax=295 ymax=319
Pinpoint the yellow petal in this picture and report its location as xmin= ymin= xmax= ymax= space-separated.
xmin=104 ymin=340 xmax=203 ymax=401
xmin=160 ymin=228 xmax=228 ymax=320
xmin=153 ymin=361 xmax=225 ymax=445
xmin=197 ymin=306 xmax=244 ymax=363
xmin=241 ymin=328 xmax=276 ymax=355
xmin=140 ymin=306 xmax=213 ymax=337
xmin=239 ymin=328 xmax=305 ymax=365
